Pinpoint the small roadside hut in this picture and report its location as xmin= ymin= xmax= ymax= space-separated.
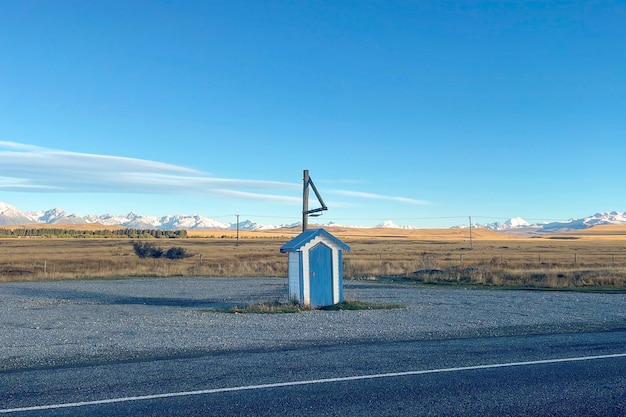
xmin=280 ymin=228 xmax=350 ymax=307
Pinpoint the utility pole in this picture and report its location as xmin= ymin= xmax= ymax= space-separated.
xmin=469 ymin=216 xmax=473 ymax=249
xmin=236 ymin=214 xmax=240 ymax=246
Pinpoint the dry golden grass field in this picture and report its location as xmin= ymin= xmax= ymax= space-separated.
xmin=1 ymin=224 xmax=626 ymax=289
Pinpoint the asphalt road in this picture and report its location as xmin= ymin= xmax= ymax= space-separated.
xmin=2 ymin=329 xmax=625 ymax=416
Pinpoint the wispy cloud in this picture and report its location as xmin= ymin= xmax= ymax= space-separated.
xmin=328 ymin=189 xmax=432 ymax=206
xmin=0 ymin=141 xmax=299 ymax=203
xmin=320 ymin=178 xmax=368 ymax=185
xmin=0 ymin=141 xmax=430 ymax=208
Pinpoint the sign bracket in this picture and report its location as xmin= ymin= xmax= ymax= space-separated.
xmin=302 ymin=169 xmax=328 ymax=231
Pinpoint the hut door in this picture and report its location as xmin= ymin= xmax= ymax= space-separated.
xmin=309 ymin=243 xmax=333 ymax=306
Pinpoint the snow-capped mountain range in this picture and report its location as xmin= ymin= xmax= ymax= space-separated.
xmin=1 ymin=202 xmax=626 ymax=232
xmin=462 ymin=212 xmax=626 ymax=233
xmin=0 ymin=202 xmax=280 ymax=231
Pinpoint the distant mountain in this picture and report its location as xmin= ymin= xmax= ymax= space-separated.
xmin=229 ymin=219 xmax=269 ymax=231
xmin=468 ymin=212 xmax=626 ymax=234
xmin=539 ymin=211 xmax=626 ymax=232
xmin=0 ymin=202 xmax=282 ymax=231
xmin=2 ymin=201 xmax=626 ymax=232
xmin=469 ymin=216 xmax=534 ymax=231
xmin=0 ymin=202 xmax=37 ymax=225
xmin=35 ymin=208 xmax=87 ymax=225
xmin=377 ymin=220 xmax=417 ymax=229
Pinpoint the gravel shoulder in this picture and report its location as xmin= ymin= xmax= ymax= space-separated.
xmin=1 ymin=277 xmax=625 ymax=371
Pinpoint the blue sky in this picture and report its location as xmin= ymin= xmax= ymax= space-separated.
xmin=1 ymin=1 xmax=625 ymax=227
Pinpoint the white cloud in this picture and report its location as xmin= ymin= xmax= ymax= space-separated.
xmin=320 ymin=178 xmax=368 ymax=185
xmin=329 ymin=189 xmax=432 ymax=206
xmin=0 ymin=141 xmax=429 ymax=208
xmin=0 ymin=141 xmax=298 ymax=203
xmin=211 ymin=189 xmax=301 ymax=203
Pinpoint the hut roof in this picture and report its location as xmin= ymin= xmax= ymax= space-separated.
xmin=280 ymin=228 xmax=350 ymax=253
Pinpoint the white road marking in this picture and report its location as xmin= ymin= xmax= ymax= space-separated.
xmin=2 ymin=353 xmax=625 ymax=414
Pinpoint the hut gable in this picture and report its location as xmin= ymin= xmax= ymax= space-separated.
xmin=280 ymin=228 xmax=350 ymax=254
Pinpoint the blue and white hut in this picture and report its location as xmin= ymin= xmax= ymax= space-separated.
xmin=280 ymin=228 xmax=350 ymax=307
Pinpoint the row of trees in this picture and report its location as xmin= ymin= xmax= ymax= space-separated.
xmin=0 ymin=228 xmax=187 ymax=238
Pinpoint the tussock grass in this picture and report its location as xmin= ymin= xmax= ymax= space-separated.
xmin=2 ymin=229 xmax=626 ymax=290
xmin=401 ymin=265 xmax=626 ymax=291
xmin=0 ymin=239 xmax=288 ymax=282
xmin=216 ymin=298 xmax=404 ymax=314
xmin=219 ymin=299 xmax=312 ymax=314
